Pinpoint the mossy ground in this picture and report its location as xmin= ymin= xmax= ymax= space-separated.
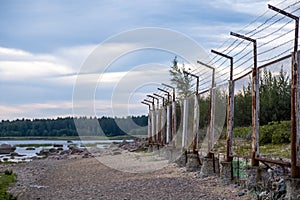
xmin=0 ymin=170 xmax=17 ymax=200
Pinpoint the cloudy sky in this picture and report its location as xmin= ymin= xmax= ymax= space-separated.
xmin=0 ymin=0 xmax=295 ymax=120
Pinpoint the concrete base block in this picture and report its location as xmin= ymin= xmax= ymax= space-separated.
xmin=160 ymin=147 xmax=168 ymax=158
xmin=186 ymin=153 xmax=201 ymax=172
xmin=285 ymin=178 xmax=300 ymax=200
xmin=147 ymin=145 xmax=153 ymax=153
xmin=161 ymin=146 xmax=174 ymax=161
xmin=245 ymin=166 xmax=259 ymax=189
xmin=175 ymin=150 xmax=187 ymax=167
xmin=153 ymin=144 xmax=159 ymax=151
xmin=219 ymin=161 xmax=232 ymax=185
xmin=200 ymin=157 xmax=219 ymax=178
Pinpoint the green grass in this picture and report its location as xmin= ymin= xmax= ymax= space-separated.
xmin=0 ymin=170 xmax=17 ymax=200
xmin=259 ymin=143 xmax=290 ymax=158
xmin=0 ymin=162 xmax=15 ymax=165
xmin=213 ymin=139 xmax=290 ymax=159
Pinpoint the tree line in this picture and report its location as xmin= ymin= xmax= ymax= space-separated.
xmin=234 ymin=67 xmax=291 ymax=127
xmin=169 ymin=56 xmax=291 ymax=128
xmin=0 ymin=116 xmax=148 ymax=137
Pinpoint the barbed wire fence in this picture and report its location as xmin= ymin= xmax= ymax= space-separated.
xmin=142 ymin=0 xmax=300 ymax=181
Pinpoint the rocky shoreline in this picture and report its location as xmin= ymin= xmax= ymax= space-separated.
xmin=1 ymin=139 xmax=289 ymax=199
xmin=0 ymin=139 xmax=250 ymax=200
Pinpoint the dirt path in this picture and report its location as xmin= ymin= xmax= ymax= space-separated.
xmin=4 ymin=155 xmax=250 ymax=200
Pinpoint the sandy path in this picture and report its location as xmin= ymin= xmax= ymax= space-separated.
xmin=3 ymin=154 xmax=250 ymax=200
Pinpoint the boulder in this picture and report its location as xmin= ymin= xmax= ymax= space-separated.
xmin=69 ymin=146 xmax=84 ymax=154
xmin=36 ymin=149 xmax=49 ymax=157
xmin=49 ymin=148 xmax=58 ymax=154
xmin=0 ymin=144 xmax=16 ymax=154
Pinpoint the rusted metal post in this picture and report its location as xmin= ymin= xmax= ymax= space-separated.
xmin=141 ymin=101 xmax=152 ymax=146
xmin=144 ymin=99 xmax=154 ymax=146
xmin=158 ymin=88 xmax=170 ymax=103
xmin=193 ymin=94 xmax=199 ymax=152
xmin=268 ymin=4 xmax=300 ymax=178
xmin=154 ymin=93 xmax=166 ymax=145
xmin=183 ymin=71 xmax=200 ymax=153
xmin=211 ymin=50 xmax=234 ymax=162
xmin=230 ymin=32 xmax=259 ymax=167
xmin=226 ymin=81 xmax=234 ymax=162
xmin=296 ymin=52 xmax=300 ymax=173
xmin=162 ymin=83 xmax=176 ymax=147
xmin=158 ymin=88 xmax=171 ymax=144
xmin=147 ymin=95 xmax=159 ymax=145
xmin=292 ymin=52 xmax=300 ymax=177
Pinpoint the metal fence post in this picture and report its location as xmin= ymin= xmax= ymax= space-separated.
xmin=182 ymin=98 xmax=189 ymax=149
xmin=166 ymin=104 xmax=171 ymax=144
xmin=172 ymin=101 xmax=177 ymax=147
xmin=227 ymin=80 xmax=234 ymax=162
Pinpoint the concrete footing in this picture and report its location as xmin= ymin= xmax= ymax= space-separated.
xmin=164 ymin=146 xmax=175 ymax=162
xmin=147 ymin=145 xmax=153 ymax=153
xmin=219 ymin=161 xmax=232 ymax=185
xmin=285 ymin=178 xmax=300 ymax=200
xmin=244 ymin=166 xmax=268 ymax=189
xmin=186 ymin=152 xmax=201 ymax=172
xmin=175 ymin=150 xmax=187 ymax=167
xmin=152 ymin=144 xmax=159 ymax=152
xmin=245 ymin=166 xmax=259 ymax=189
xmin=199 ymin=157 xmax=219 ymax=178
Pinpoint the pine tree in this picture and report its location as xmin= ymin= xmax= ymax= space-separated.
xmin=169 ymin=56 xmax=193 ymax=100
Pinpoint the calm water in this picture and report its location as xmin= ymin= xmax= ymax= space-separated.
xmin=0 ymin=139 xmax=128 ymax=162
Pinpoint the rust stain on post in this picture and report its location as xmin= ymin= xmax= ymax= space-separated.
xmin=148 ymin=111 xmax=152 ymax=146
xmin=226 ymin=81 xmax=234 ymax=162
xmin=251 ymin=67 xmax=259 ymax=166
xmin=268 ymin=3 xmax=299 ymax=178
xmin=296 ymin=52 xmax=300 ymax=168
xmin=291 ymin=52 xmax=300 ymax=177
xmin=192 ymin=94 xmax=199 ymax=153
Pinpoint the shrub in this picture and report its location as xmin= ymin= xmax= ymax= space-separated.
xmin=233 ymin=121 xmax=291 ymax=145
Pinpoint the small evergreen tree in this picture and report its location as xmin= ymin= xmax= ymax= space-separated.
xmin=169 ymin=56 xmax=193 ymax=100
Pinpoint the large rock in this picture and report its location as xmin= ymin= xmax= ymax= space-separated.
xmin=36 ymin=149 xmax=50 ymax=157
xmin=0 ymin=144 xmax=16 ymax=154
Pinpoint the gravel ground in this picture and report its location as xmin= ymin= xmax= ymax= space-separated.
xmin=1 ymin=152 xmax=251 ymax=200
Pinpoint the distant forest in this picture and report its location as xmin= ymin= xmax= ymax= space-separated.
xmin=0 ymin=116 xmax=148 ymax=137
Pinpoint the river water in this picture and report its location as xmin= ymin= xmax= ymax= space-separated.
xmin=0 ymin=139 xmax=128 ymax=162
